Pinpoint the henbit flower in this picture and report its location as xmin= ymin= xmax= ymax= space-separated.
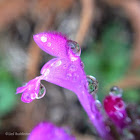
xmin=35 ymin=32 xmax=113 ymax=140
xmin=28 ymin=122 xmax=75 ymax=140
xmin=104 ymin=88 xmax=128 ymax=129
xmin=16 ymin=76 xmax=45 ymax=103
xmin=16 ymin=32 xmax=113 ymax=140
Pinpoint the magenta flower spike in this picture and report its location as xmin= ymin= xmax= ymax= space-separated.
xmin=28 ymin=122 xmax=75 ymax=140
xmin=16 ymin=32 xmax=113 ymax=140
xmin=104 ymin=88 xmax=128 ymax=129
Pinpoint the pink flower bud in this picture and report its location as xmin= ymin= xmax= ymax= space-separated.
xmin=104 ymin=94 xmax=128 ymax=129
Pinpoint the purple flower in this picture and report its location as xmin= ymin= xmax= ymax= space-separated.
xmin=28 ymin=122 xmax=75 ymax=140
xmin=16 ymin=76 xmax=45 ymax=103
xmin=16 ymin=32 xmax=113 ymax=140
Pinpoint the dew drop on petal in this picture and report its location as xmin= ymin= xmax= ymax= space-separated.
xmin=63 ymin=64 xmax=67 ymax=69
xmin=66 ymin=73 xmax=72 ymax=80
xmin=72 ymin=73 xmax=79 ymax=81
xmin=31 ymin=93 xmax=37 ymax=99
xmin=44 ymin=69 xmax=50 ymax=76
xmin=95 ymin=100 xmax=102 ymax=110
xmin=80 ymin=62 xmax=84 ymax=69
xmin=86 ymin=75 xmax=98 ymax=95
xmin=110 ymin=86 xmax=123 ymax=96
xmin=66 ymin=40 xmax=81 ymax=56
xmin=41 ymin=36 xmax=47 ymax=42
xmin=36 ymin=84 xmax=46 ymax=99
xmin=69 ymin=64 xmax=77 ymax=72
xmin=47 ymin=42 xmax=51 ymax=47
xmin=55 ymin=60 xmax=62 ymax=67
xmin=116 ymin=112 xmax=124 ymax=119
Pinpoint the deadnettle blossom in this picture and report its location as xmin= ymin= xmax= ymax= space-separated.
xmin=16 ymin=32 xmax=130 ymax=140
xmin=28 ymin=122 xmax=75 ymax=140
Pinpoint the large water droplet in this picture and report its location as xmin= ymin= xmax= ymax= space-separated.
xmin=95 ymin=100 xmax=102 ymax=110
xmin=86 ymin=75 xmax=98 ymax=95
xmin=66 ymin=40 xmax=81 ymax=56
xmin=36 ymin=84 xmax=46 ymax=99
xmin=110 ymin=86 xmax=123 ymax=96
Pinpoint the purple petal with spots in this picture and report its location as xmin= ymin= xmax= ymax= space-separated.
xmin=33 ymin=32 xmax=68 ymax=58
xmin=28 ymin=122 xmax=75 ymax=140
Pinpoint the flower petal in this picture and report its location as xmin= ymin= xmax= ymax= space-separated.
xmin=28 ymin=122 xmax=75 ymax=140
xmin=41 ymin=57 xmax=85 ymax=93
xmin=33 ymin=32 xmax=68 ymax=58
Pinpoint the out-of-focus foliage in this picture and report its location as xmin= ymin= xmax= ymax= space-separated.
xmin=0 ymin=64 xmax=18 ymax=117
xmin=81 ymin=21 xmax=139 ymax=102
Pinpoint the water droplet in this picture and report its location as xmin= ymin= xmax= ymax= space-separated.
xmin=47 ymin=42 xmax=51 ymax=47
xmin=44 ymin=69 xmax=50 ymax=76
xmin=31 ymin=93 xmax=37 ymax=99
xmin=41 ymin=36 xmax=47 ymax=42
xmin=80 ymin=62 xmax=84 ymax=69
xmin=73 ymin=73 xmax=79 ymax=81
xmin=86 ymin=75 xmax=98 ymax=95
xmin=36 ymin=84 xmax=46 ymax=99
xmin=66 ymin=73 xmax=72 ymax=80
xmin=95 ymin=100 xmax=102 ymax=110
xmin=69 ymin=64 xmax=77 ymax=71
xmin=110 ymin=86 xmax=123 ymax=96
xmin=63 ymin=64 xmax=67 ymax=69
xmin=66 ymin=40 xmax=81 ymax=56
xmin=55 ymin=60 xmax=62 ymax=67
xmin=70 ymin=56 xmax=78 ymax=61
xmin=114 ymin=100 xmax=125 ymax=111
